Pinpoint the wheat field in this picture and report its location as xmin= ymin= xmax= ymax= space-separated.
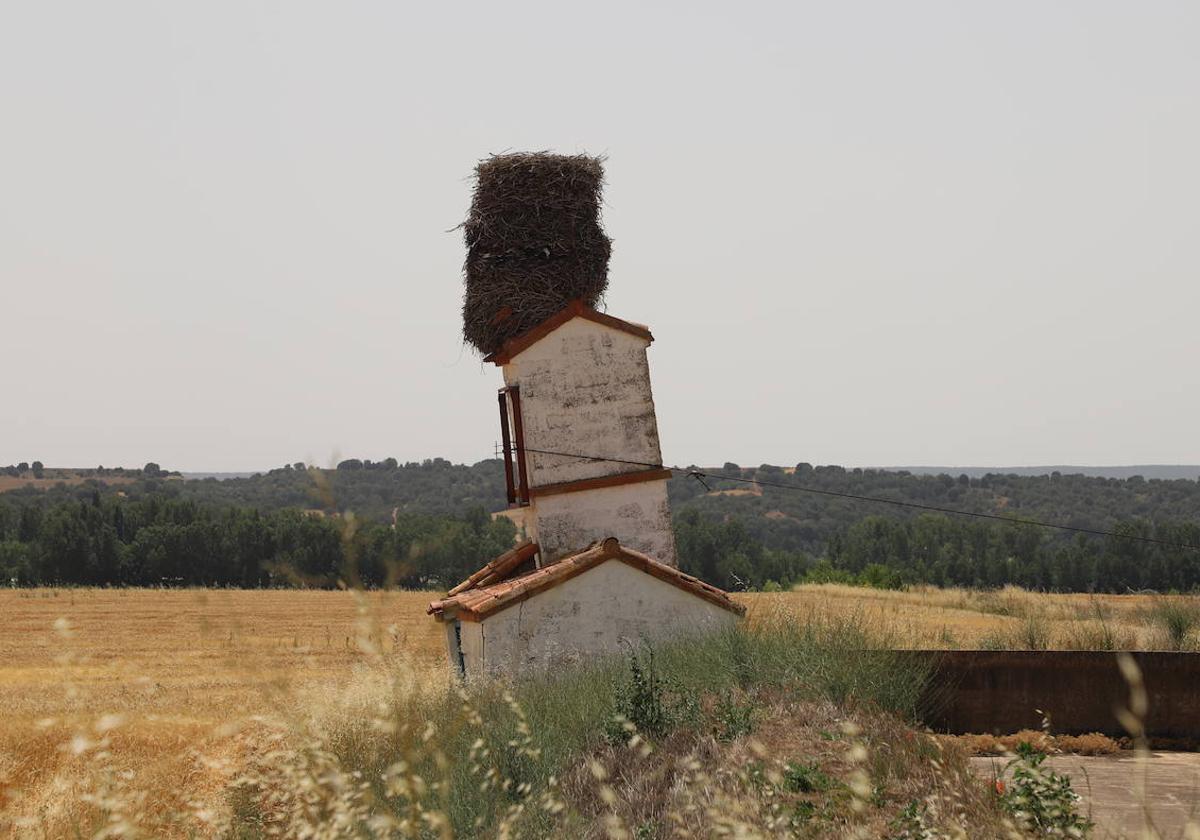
xmin=0 ymin=584 xmax=1193 ymax=835
xmin=744 ymin=584 xmax=1183 ymax=651
xmin=0 ymin=588 xmax=448 ymax=834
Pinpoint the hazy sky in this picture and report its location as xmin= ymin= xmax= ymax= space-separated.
xmin=3 ymin=2 xmax=1198 ymax=472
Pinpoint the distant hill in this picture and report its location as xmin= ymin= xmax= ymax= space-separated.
xmin=7 ymin=458 xmax=1199 ymax=554
xmin=181 ymin=472 xmax=256 ymax=481
xmin=0 ymin=467 xmax=144 ymax=493
xmin=6 ymin=458 xmax=1200 ymax=592
xmin=881 ymin=465 xmax=1200 ymax=481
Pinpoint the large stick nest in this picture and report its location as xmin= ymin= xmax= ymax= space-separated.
xmin=461 ymin=152 xmax=611 ymax=355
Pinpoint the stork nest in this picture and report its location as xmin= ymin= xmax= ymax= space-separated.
xmin=461 ymin=152 xmax=611 ymax=355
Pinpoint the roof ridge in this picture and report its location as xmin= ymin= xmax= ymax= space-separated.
xmin=428 ymin=538 xmax=745 ymax=621
xmin=483 ymin=301 xmax=654 ymax=365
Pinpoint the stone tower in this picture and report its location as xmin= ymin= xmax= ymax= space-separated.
xmin=488 ymin=300 xmax=678 ymax=567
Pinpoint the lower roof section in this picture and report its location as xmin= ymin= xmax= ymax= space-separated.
xmin=427 ymin=537 xmax=746 ymax=622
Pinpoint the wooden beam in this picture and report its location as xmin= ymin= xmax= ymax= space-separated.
xmin=529 ymin=467 xmax=673 ymax=499
xmin=498 ymin=389 xmax=516 ymax=505
xmin=509 ymin=385 xmax=530 ymax=505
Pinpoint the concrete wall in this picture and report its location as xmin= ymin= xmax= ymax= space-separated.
xmin=533 ymin=479 xmax=676 ymax=566
xmin=502 ymin=318 xmax=662 ymax=487
xmin=917 ymin=651 xmax=1200 ymax=739
xmin=461 ymin=559 xmax=739 ymax=677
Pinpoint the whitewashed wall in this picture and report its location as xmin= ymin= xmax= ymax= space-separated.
xmin=495 ymin=315 xmax=678 ymax=567
xmin=532 ymin=479 xmax=676 ymax=565
xmin=502 ymin=318 xmax=662 ymax=487
xmin=459 ymin=559 xmax=740 ymax=677
xmin=458 ymin=620 xmax=485 ymax=675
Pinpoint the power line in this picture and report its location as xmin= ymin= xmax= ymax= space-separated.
xmin=512 ymin=446 xmax=1200 ymax=553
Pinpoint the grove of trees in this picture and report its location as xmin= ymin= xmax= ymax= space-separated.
xmin=2 ymin=458 xmax=1199 ymax=592
xmin=0 ymin=491 xmax=514 ymax=590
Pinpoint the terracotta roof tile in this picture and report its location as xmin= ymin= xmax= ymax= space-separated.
xmin=428 ymin=537 xmax=746 ymax=622
xmin=446 ymin=541 xmax=538 ymax=596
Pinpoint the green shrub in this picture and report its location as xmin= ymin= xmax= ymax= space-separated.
xmin=605 ymin=645 xmax=698 ymax=743
xmin=802 ymin=560 xmax=857 ymax=585
xmin=711 ymin=690 xmax=754 ymax=740
xmin=1149 ymin=597 xmax=1200 ymax=650
xmin=890 ymin=799 xmax=932 ymax=839
xmin=782 ymin=761 xmax=833 ymax=793
xmin=858 ymin=563 xmax=904 ymax=590
xmin=998 ymin=742 xmax=1092 ymax=836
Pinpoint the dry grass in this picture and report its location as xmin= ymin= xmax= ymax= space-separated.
xmin=0 ymin=584 xmax=1193 ymax=836
xmin=704 ymin=486 xmax=763 ymax=497
xmin=0 ymin=588 xmax=447 ymax=835
xmin=750 ymin=584 xmax=1197 ymax=651
xmin=0 ymin=470 xmax=139 ymax=493
xmin=950 ymin=730 xmax=1123 ymax=757
xmin=564 ymin=695 xmax=1017 ymax=839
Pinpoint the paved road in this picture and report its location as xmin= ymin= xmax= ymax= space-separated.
xmin=971 ymin=753 xmax=1200 ymax=839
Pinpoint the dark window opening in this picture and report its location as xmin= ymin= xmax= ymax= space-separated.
xmin=453 ymin=620 xmax=466 ymax=676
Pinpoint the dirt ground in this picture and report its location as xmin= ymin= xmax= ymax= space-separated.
xmin=972 ymin=753 xmax=1200 ymax=838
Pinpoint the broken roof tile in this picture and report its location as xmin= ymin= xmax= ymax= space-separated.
xmin=428 ymin=537 xmax=745 ymax=622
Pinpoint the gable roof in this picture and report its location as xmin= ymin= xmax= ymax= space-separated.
xmin=483 ymin=300 xmax=654 ymax=365
xmin=427 ymin=537 xmax=746 ymax=622
xmin=446 ymin=540 xmax=538 ymax=597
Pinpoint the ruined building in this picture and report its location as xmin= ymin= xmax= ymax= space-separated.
xmin=428 ymin=154 xmax=744 ymax=677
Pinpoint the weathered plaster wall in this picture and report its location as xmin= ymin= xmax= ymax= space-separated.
xmin=469 ymin=559 xmax=739 ymax=677
xmin=533 ymin=479 xmax=676 ymax=566
xmin=502 ymin=318 xmax=662 ymax=487
xmin=458 ymin=619 xmax=486 ymax=676
xmin=442 ymin=622 xmax=461 ymax=672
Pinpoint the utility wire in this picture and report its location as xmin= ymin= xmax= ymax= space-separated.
xmin=512 ymin=445 xmax=1200 ymax=553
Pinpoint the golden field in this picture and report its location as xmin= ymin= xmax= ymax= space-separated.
xmin=0 ymin=588 xmax=448 ymax=836
xmin=746 ymin=584 xmax=1184 ymax=651
xmin=0 ymin=584 xmax=1194 ymax=835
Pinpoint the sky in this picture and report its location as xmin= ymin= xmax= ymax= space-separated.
xmin=3 ymin=1 xmax=1198 ymax=472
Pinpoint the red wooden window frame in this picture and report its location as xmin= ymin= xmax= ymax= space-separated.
xmin=498 ymin=386 xmax=530 ymax=506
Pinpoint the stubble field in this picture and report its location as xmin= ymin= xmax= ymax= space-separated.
xmin=1 ymin=584 xmax=1195 ymax=835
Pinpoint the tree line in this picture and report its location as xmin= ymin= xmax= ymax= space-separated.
xmin=667 ymin=464 xmax=1200 ymax=592
xmin=671 ymin=507 xmax=1200 ymax=594
xmin=18 ymin=459 xmax=1200 ymax=543
xmin=820 ymin=513 xmax=1200 ymax=593
xmin=3 ymin=462 xmax=176 ymax=479
xmin=4 ymin=459 xmax=1200 ymax=592
xmin=0 ymin=491 xmax=515 ymax=590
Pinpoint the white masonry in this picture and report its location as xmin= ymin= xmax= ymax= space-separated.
xmin=489 ymin=301 xmax=678 ymax=567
